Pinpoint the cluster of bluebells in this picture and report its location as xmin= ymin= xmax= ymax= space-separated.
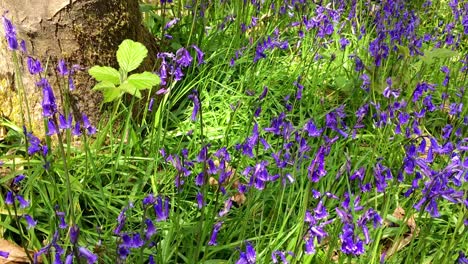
xmin=112 ymin=194 xmax=170 ymax=261
xmin=4 ymin=174 xmax=37 ymax=229
xmin=156 ymin=45 xmax=204 ymax=89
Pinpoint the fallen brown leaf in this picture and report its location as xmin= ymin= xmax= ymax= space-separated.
xmin=0 ymin=238 xmax=39 ymax=264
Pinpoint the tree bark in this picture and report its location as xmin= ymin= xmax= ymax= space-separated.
xmin=0 ymin=0 xmax=157 ymax=134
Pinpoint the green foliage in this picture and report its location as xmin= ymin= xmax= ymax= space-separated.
xmin=89 ymin=39 xmax=159 ymax=102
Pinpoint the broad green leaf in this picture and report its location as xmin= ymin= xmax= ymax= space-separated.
xmin=101 ymin=88 xmax=122 ymax=103
xmin=127 ymin=71 xmax=160 ymax=90
xmin=91 ymin=81 xmax=116 ymax=91
xmin=88 ymin=66 xmax=120 ymax=84
xmin=117 ymin=39 xmax=148 ymax=73
xmin=421 ymin=48 xmax=458 ymax=65
xmin=91 ymin=81 xmax=121 ymax=102
xmin=120 ymin=82 xmax=142 ymax=98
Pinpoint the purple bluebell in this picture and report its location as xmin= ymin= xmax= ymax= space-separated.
xmin=208 ymin=221 xmax=223 ymax=246
xmin=27 ymin=131 xmax=42 ymax=154
xmin=38 ymin=78 xmax=57 ymax=117
xmin=16 ymin=195 xmax=30 ymax=208
xmin=82 ymin=114 xmax=96 ymax=135
xmin=5 ymin=191 xmax=14 ymax=205
xmin=145 ymin=218 xmax=156 ymax=240
xmin=164 ymin=18 xmax=179 ymax=30
xmin=72 ymin=122 xmax=82 ymax=136
xmin=2 ymin=15 xmax=18 ymax=50
xmin=148 ymin=98 xmax=155 ymax=112
xmin=78 ymin=247 xmax=97 ymax=264
xmin=340 ymin=223 xmax=364 ymax=255
xmin=154 ymin=196 xmax=169 ymax=221
xmin=236 ymin=242 xmax=256 ymax=264
xmin=188 ymin=90 xmax=200 ymax=121
xmin=13 ymin=174 xmax=25 ymax=184
xmin=114 ymin=204 xmax=131 ymax=235
xmin=340 ymin=38 xmax=350 ymax=50
xmin=176 ymin=48 xmax=192 ymax=67
xmin=0 ymin=250 xmax=8 ymax=259
xmin=192 ymin=45 xmax=204 ymax=65
xmin=59 ymin=114 xmax=73 ymax=130
xmin=19 ymin=39 xmax=26 ymax=52
xmin=69 ymin=225 xmax=79 ymax=244
xmin=47 ymin=120 xmax=58 ymax=136
xmin=24 ymin=214 xmax=37 ymax=229
xmin=27 ymin=57 xmax=43 ymax=75
xmin=196 ymin=192 xmax=204 ymax=209
xmin=57 ymin=59 xmax=69 ymax=76
xmin=56 ymin=211 xmax=67 ymax=229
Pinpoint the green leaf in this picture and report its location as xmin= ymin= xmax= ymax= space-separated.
xmin=421 ymin=48 xmax=458 ymax=65
xmin=91 ymin=81 xmax=115 ymax=91
xmin=91 ymin=81 xmax=121 ymax=102
xmin=102 ymin=88 xmax=122 ymax=103
xmin=120 ymin=82 xmax=142 ymax=98
xmin=88 ymin=66 xmax=120 ymax=84
xmin=117 ymin=39 xmax=148 ymax=73
xmin=127 ymin=71 xmax=160 ymax=90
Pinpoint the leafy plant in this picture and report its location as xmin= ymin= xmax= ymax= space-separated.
xmin=89 ymin=39 xmax=160 ymax=102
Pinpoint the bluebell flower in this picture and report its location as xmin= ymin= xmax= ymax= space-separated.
xmin=82 ymin=114 xmax=96 ymax=135
xmin=24 ymin=214 xmax=37 ymax=229
xmin=72 ymin=122 xmax=82 ymax=136
xmin=2 ymin=15 xmax=18 ymax=50
xmin=154 ymin=196 xmax=169 ymax=221
xmin=70 ymin=225 xmax=79 ymax=244
xmin=78 ymin=247 xmax=97 ymax=264
xmin=37 ymin=78 xmax=57 ymax=117
xmin=59 ymin=114 xmax=73 ymax=130
xmin=47 ymin=120 xmax=58 ymax=136
xmin=145 ymin=218 xmax=156 ymax=240
xmin=176 ymin=48 xmax=192 ymax=67
xmin=5 ymin=191 xmax=14 ymax=205
xmin=148 ymin=98 xmax=155 ymax=112
xmin=164 ymin=18 xmax=179 ymax=30
xmin=27 ymin=57 xmax=43 ymax=75
xmin=57 ymin=59 xmax=69 ymax=76
xmin=114 ymin=204 xmax=132 ymax=235
xmin=208 ymin=221 xmax=223 ymax=246
xmin=196 ymin=192 xmax=204 ymax=209
xmin=192 ymin=45 xmax=205 ymax=65
xmin=0 ymin=250 xmax=9 ymax=259
xmin=16 ymin=195 xmax=30 ymax=208
xmin=340 ymin=38 xmax=350 ymax=50
xmin=236 ymin=242 xmax=256 ymax=264
xmin=188 ymin=90 xmax=200 ymax=121
xmin=56 ymin=211 xmax=67 ymax=229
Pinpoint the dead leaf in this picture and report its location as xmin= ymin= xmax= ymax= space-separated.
xmin=382 ymin=207 xmax=420 ymax=260
xmin=0 ymin=238 xmax=39 ymax=264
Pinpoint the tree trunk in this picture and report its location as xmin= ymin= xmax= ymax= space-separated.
xmin=0 ymin=0 xmax=157 ymax=134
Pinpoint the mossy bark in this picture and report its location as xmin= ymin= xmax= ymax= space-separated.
xmin=0 ymin=0 xmax=157 ymax=134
